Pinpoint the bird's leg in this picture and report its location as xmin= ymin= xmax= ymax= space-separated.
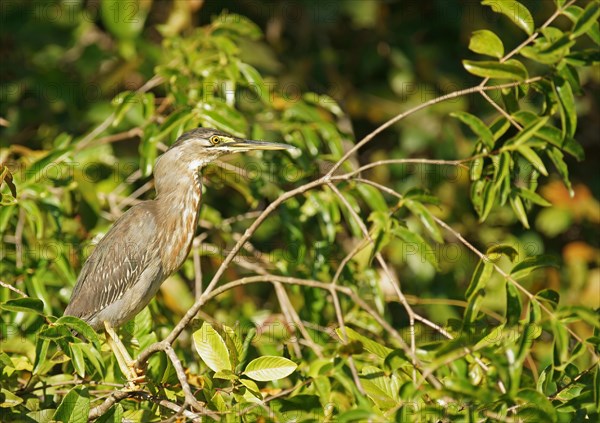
xmin=103 ymin=321 xmax=145 ymax=387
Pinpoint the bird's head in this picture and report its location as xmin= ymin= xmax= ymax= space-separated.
xmin=154 ymin=128 xmax=294 ymax=193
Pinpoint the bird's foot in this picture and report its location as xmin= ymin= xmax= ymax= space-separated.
xmin=122 ymin=360 xmax=146 ymax=388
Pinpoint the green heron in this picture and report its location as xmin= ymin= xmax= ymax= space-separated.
xmin=64 ymin=128 xmax=293 ymax=382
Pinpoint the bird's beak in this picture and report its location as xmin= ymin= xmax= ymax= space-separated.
xmin=226 ymin=139 xmax=296 ymax=152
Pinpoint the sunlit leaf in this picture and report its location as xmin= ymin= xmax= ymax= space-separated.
xmin=53 ymin=386 xmax=90 ymax=423
xmin=511 ymin=255 xmax=560 ymax=280
xmin=572 ymin=2 xmax=600 ymax=39
xmin=516 ymin=186 xmax=551 ymax=207
xmin=553 ymin=76 xmax=577 ymax=138
xmin=482 ymin=0 xmax=535 ymax=35
xmin=516 ymin=145 xmax=548 ymax=176
xmin=487 ymin=244 xmax=519 ymax=261
xmin=463 ymin=59 xmax=528 ymax=80
xmin=509 ymin=192 xmax=529 ymax=228
xmin=404 ymin=199 xmax=444 ymax=243
xmin=469 ymin=30 xmax=504 ymax=58
xmin=193 ymin=322 xmax=232 ymax=373
xmin=466 ymin=259 xmax=494 ymax=300
xmin=243 ymin=356 xmax=297 ymax=381
xmin=451 ymin=111 xmax=494 ymax=149
xmin=0 ymin=298 xmax=44 ymax=314
xmin=337 ymin=327 xmax=393 ymax=359
xmin=546 ymin=147 xmax=574 ymax=196
xmin=564 ymin=5 xmax=600 ymax=45
xmin=393 ymin=225 xmax=439 ymax=270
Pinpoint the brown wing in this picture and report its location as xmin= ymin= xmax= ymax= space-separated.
xmin=64 ymin=204 xmax=159 ymax=322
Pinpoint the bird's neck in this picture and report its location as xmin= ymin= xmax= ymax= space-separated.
xmin=155 ymin=171 xmax=203 ymax=274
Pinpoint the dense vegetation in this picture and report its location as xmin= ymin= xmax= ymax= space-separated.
xmin=1 ymin=0 xmax=599 ymax=421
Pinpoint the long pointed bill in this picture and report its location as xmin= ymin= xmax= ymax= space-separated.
xmin=226 ymin=140 xmax=296 ymax=151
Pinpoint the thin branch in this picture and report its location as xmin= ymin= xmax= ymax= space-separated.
xmin=432 ymin=216 xmax=598 ymax=362
xmin=344 ymin=177 xmax=507 ymax=393
xmin=88 ymin=390 xmax=135 ymax=420
xmin=326 ymin=77 xmax=541 ymax=177
xmin=479 ymin=90 xmax=522 ymax=130
xmin=0 ymin=279 xmax=28 ymax=297
xmin=76 ymin=75 xmax=164 ymax=151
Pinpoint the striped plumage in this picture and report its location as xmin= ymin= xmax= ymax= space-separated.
xmin=65 ymin=128 xmax=293 ymax=330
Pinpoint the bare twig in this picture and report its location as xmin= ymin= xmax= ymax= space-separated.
xmin=326 ymin=78 xmax=541 ymax=177
xmin=0 ymin=279 xmax=28 ymax=297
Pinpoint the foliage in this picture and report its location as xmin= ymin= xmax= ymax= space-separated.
xmin=1 ymin=0 xmax=599 ymax=422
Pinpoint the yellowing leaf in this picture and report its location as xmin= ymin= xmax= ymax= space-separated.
xmin=243 ymin=356 xmax=297 ymax=381
xmin=193 ymin=322 xmax=232 ymax=373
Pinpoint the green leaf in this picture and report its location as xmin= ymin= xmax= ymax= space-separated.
xmin=111 ymin=91 xmax=137 ymax=127
xmin=516 ymin=145 xmax=548 ymax=176
xmin=536 ymin=289 xmax=560 ymax=311
xmin=490 ymin=116 xmax=512 ymax=140
xmin=0 ymin=165 xmax=17 ymax=199
xmin=553 ymin=77 xmax=577 ymax=138
xmin=221 ymin=325 xmax=243 ymax=370
xmin=32 ymin=338 xmax=50 ymax=375
xmin=564 ymin=5 xmax=600 ymax=45
xmin=69 ymin=343 xmax=86 ymax=378
xmin=466 ymin=260 xmax=494 ymax=300
xmin=469 ymin=29 xmax=504 ymax=58
xmin=337 ymin=327 xmax=393 ymax=359
xmin=212 ymin=13 xmax=262 ymax=40
xmin=193 ymin=322 xmax=232 ymax=373
xmin=0 ymin=389 xmax=23 ymax=408
xmin=508 ymin=116 xmax=550 ymax=147
xmin=511 ymin=255 xmax=560 ymax=280
xmin=451 ymin=111 xmax=494 ymax=149
xmin=199 ymin=105 xmax=247 ymax=138
xmin=20 ymin=200 xmax=44 ymax=239
xmin=506 ymin=282 xmax=522 ymax=326
xmin=300 ymin=126 xmax=320 ymax=156
xmin=479 ymin=180 xmax=497 ymax=222
xmin=487 ymin=244 xmax=519 ymax=261
xmin=520 ymin=37 xmax=575 ymax=64
xmin=403 ymin=188 xmax=440 ymax=205
xmin=509 ymin=192 xmax=529 ymax=228
xmin=470 ymin=157 xmax=484 ymax=181
xmin=100 ymin=0 xmax=148 ymax=41
xmin=239 ymin=378 xmax=262 ymax=400
xmin=24 ymin=147 xmax=72 ymax=183
xmin=516 ymin=187 xmax=551 ymax=207
xmin=360 ymin=367 xmax=398 ymax=409
xmin=393 ymin=225 xmax=439 ymax=270
xmin=356 ymin=183 xmax=388 ymax=212
xmin=546 ymin=147 xmax=574 ymax=196
xmin=572 ymin=2 xmax=600 ymax=39
xmin=493 ymin=152 xmax=511 ymax=193
xmin=238 ymin=62 xmax=272 ymax=105
xmin=404 ymin=199 xmax=444 ymax=243
xmin=243 ymin=356 xmax=297 ymax=381
xmin=462 ymin=59 xmax=528 ymax=81
xmin=482 ymin=0 xmax=535 ymax=35
xmin=55 ymin=316 xmax=101 ymax=351
xmin=516 ymin=389 xmax=558 ymax=422
xmin=471 ymin=179 xmax=485 ymax=216
xmin=78 ymin=343 xmax=105 ymax=377
xmin=53 ymin=387 xmax=90 ymax=423
xmin=0 ymin=298 xmax=44 ymax=314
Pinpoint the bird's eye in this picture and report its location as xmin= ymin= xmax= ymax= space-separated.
xmin=209 ymin=135 xmax=221 ymax=145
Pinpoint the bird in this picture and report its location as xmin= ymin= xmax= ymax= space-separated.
xmin=64 ymin=127 xmax=294 ymax=382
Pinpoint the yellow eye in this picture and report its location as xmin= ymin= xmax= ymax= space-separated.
xmin=209 ymin=135 xmax=221 ymax=145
